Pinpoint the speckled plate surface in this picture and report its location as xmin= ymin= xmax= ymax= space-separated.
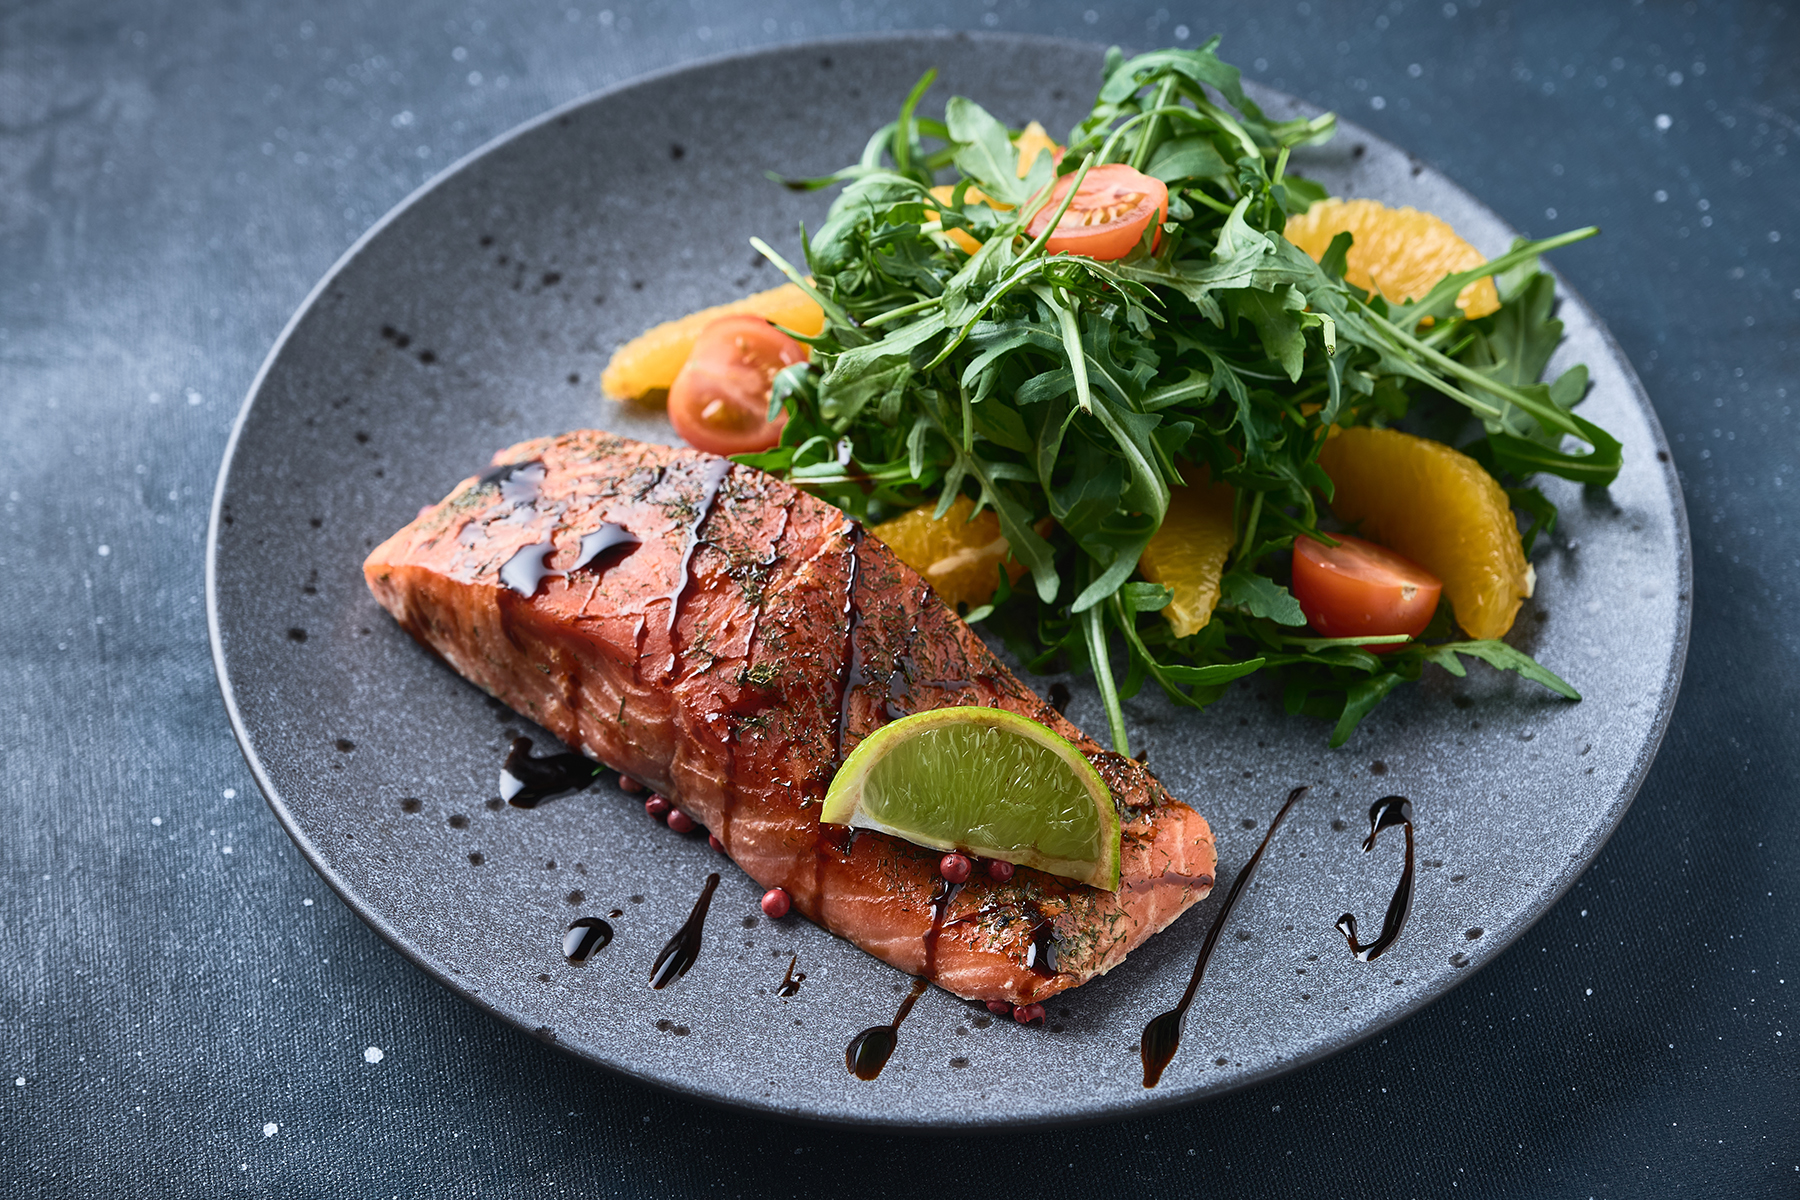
xmin=207 ymin=33 xmax=1689 ymax=1130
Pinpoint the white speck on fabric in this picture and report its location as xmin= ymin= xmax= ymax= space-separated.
xmin=363 ymin=1046 xmax=384 ymax=1064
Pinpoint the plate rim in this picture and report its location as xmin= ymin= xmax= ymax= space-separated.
xmin=206 ymin=29 xmax=1694 ymax=1131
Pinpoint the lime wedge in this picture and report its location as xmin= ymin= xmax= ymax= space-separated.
xmin=821 ymin=707 xmax=1120 ymax=891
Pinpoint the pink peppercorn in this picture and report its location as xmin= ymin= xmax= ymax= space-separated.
xmin=666 ymin=809 xmax=697 ymax=834
xmin=618 ymin=776 xmax=645 ymax=794
xmin=761 ymin=887 xmax=791 ymax=919
xmin=1014 ymin=1003 xmax=1046 ymax=1025
xmin=939 ymin=853 xmax=973 ymax=884
xmin=986 ymin=859 xmax=1015 ymax=882
xmin=707 ymin=834 xmax=725 ymax=852
xmin=986 ymin=1000 xmax=1014 ymax=1016
xmin=643 ymin=795 xmax=672 ymax=819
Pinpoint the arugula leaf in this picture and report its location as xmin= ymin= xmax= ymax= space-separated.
xmin=944 ymin=97 xmax=1026 ymax=207
xmin=1121 ymin=581 xmax=1174 ymax=612
xmin=1146 ymin=135 xmax=1230 ymax=184
xmin=1278 ymin=173 xmax=1330 ymax=214
xmin=1423 ymin=641 xmax=1581 ymax=700
xmin=1220 ymin=570 xmax=1307 ymax=625
xmin=1160 ymin=659 xmax=1266 ymax=686
xmin=1330 ymin=673 xmax=1407 ymax=748
xmin=1318 ymin=230 xmax=1353 ymax=283
xmin=1467 ymin=269 xmax=1562 ymax=392
xmin=1225 ymin=284 xmax=1309 ymax=381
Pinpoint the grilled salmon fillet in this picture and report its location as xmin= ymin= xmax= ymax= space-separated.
xmin=364 ymin=431 xmax=1215 ymax=1004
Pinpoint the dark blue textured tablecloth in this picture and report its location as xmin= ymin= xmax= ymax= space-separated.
xmin=3 ymin=1 xmax=1795 ymax=1195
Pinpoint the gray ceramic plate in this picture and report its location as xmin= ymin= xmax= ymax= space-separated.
xmin=208 ymin=33 xmax=1690 ymax=1129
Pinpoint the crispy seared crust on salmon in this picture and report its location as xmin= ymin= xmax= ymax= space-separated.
xmin=363 ymin=431 xmax=1215 ymax=1004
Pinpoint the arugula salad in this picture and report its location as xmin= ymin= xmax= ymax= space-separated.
xmin=698 ymin=39 xmax=1624 ymax=753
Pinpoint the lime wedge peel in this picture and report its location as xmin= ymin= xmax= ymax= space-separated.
xmin=821 ymin=707 xmax=1121 ymax=891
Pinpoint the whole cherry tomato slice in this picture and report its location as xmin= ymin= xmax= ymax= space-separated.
xmin=1023 ymin=163 xmax=1170 ymax=260
xmin=1291 ymin=533 xmax=1443 ymax=652
xmin=666 ymin=314 xmax=804 ymax=456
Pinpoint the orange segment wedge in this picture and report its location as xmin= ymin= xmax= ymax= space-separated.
xmin=1316 ymin=426 xmax=1532 ymax=640
xmin=872 ymin=494 xmax=1028 ymax=610
xmin=600 ymin=282 xmax=824 ymax=400
xmin=1284 ymin=198 xmax=1500 ymax=319
xmin=1012 ymin=121 xmax=1061 ymax=178
xmin=1138 ymin=470 xmax=1236 ymax=637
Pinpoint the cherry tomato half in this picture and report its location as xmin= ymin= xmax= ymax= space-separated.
xmin=1291 ymin=533 xmax=1443 ymax=652
xmin=666 ymin=314 xmax=805 ymax=456
xmin=1023 ymin=163 xmax=1170 ymax=260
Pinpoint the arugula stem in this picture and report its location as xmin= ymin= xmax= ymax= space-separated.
xmin=1128 ymin=78 xmax=1180 ymax=171
xmin=1081 ymin=603 xmax=1130 ymax=757
xmin=1017 ymin=153 xmax=1095 ymax=264
xmin=1280 ymin=633 xmax=1411 ymax=648
xmin=1264 ymin=503 xmax=1330 ymax=544
xmin=1188 ymin=97 xmax=1260 ymax=160
xmin=1185 ymin=188 xmax=1235 ymax=216
xmin=859 ymin=122 xmax=898 ymax=171
xmin=1403 ymin=225 xmax=1598 ymax=326
xmin=1037 ymin=285 xmax=1093 ymax=414
xmin=749 ymin=237 xmax=857 ymax=333
xmin=1096 ymin=103 xmax=1217 ymax=167
xmin=1236 ymin=490 xmax=1265 ymax=567
xmin=1095 ymin=109 xmax=1159 ymax=167
xmin=861 ymin=296 xmax=941 ymax=328
xmin=891 ymin=69 xmax=937 ymax=178
xmin=1264 ymin=145 xmax=1293 ymax=227
xmin=1365 ymin=306 xmax=1578 ymax=439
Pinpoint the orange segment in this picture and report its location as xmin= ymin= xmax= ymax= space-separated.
xmin=600 ymin=282 xmax=824 ymax=399
xmin=1284 ymin=198 xmax=1500 ymax=319
xmin=872 ymin=494 xmax=1027 ymax=610
xmin=1316 ymin=426 xmax=1532 ymax=640
xmin=1011 ymin=121 xmax=1061 ymax=178
xmin=1138 ymin=470 xmax=1235 ymax=637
